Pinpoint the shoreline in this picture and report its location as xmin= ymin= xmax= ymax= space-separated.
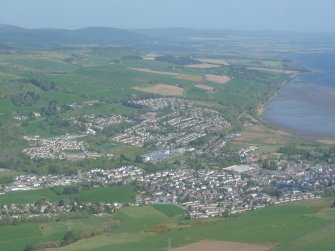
xmin=256 ymin=73 xmax=335 ymax=143
xmin=257 ymin=73 xmax=297 ymax=117
xmin=260 ymin=111 xmax=335 ymax=140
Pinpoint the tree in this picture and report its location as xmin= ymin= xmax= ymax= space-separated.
xmin=12 ymin=218 xmax=21 ymax=226
xmin=263 ymin=185 xmax=282 ymax=198
xmin=23 ymin=244 xmax=34 ymax=251
xmin=261 ymin=160 xmax=277 ymax=170
xmin=62 ymin=230 xmax=76 ymax=246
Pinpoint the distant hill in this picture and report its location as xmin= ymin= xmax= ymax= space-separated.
xmin=134 ymin=28 xmax=231 ymax=41
xmin=1 ymin=25 xmax=335 ymax=51
xmin=135 ymin=28 xmax=335 ymax=51
xmin=0 ymin=24 xmax=152 ymax=48
xmin=135 ymin=27 xmax=335 ymax=40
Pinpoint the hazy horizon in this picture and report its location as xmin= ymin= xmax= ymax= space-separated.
xmin=1 ymin=0 xmax=335 ymax=32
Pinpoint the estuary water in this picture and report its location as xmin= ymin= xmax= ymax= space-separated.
xmin=262 ymin=52 xmax=335 ymax=137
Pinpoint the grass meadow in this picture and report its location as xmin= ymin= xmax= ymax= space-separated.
xmin=50 ymin=198 xmax=335 ymax=251
xmin=0 ymin=185 xmax=136 ymax=204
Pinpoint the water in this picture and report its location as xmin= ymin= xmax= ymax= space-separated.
xmin=263 ymin=52 xmax=335 ymax=137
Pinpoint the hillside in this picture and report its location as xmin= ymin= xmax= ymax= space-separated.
xmin=5 ymin=198 xmax=334 ymax=251
xmin=0 ymin=24 xmax=152 ymax=48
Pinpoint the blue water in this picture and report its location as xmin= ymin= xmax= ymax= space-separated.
xmin=263 ymin=52 xmax=335 ymax=137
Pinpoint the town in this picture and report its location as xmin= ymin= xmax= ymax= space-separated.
xmin=22 ymin=97 xmax=231 ymax=161
xmin=23 ymin=135 xmax=105 ymax=160
xmin=114 ymin=98 xmax=231 ymax=148
xmin=1 ymin=160 xmax=333 ymax=220
xmin=15 ymin=97 xmax=335 ymax=221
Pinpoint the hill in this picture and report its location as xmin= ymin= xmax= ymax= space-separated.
xmin=135 ymin=28 xmax=335 ymax=51
xmin=0 ymin=24 xmax=152 ymax=48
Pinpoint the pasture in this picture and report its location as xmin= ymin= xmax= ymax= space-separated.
xmin=52 ymin=198 xmax=335 ymax=251
xmin=233 ymin=121 xmax=322 ymax=154
xmin=0 ymin=185 xmax=136 ymax=204
xmin=0 ymin=215 xmax=111 ymax=251
xmin=152 ymin=204 xmax=186 ymax=219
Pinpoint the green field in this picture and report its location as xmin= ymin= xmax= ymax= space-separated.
xmin=152 ymin=204 xmax=186 ymax=219
xmin=1 ymin=32 xmax=335 ymax=251
xmin=113 ymin=206 xmax=171 ymax=233
xmin=232 ymin=119 xmax=325 ymax=154
xmin=3 ymin=197 xmax=334 ymax=251
xmin=48 ymin=198 xmax=335 ymax=251
xmin=1 ymin=46 xmax=321 ymax=168
xmin=0 ymin=185 xmax=136 ymax=204
xmin=0 ymin=215 xmax=111 ymax=251
xmin=0 ymin=47 xmax=287 ymax=119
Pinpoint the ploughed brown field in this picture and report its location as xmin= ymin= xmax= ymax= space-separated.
xmin=172 ymin=240 xmax=276 ymax=251
xmin=205 ymin=74 xmax=231 ymax=84
xmin=176 ymin=73 xmax=203 ymax=82
xmin=128 ymin=67 xmax=178 ymax=76
xmin=130 ymin=68 xmax=202 ymax=82
xmin=317 ymin=139 xmax=335 ymax=145
xmin=194 ymin=83 xmax=215 ymax=91
xmin=197 ymin=58 xmax=230 ymax=66
xmin=132 ymin=84 xmax=184 ymax=96
xmin=186 ymin=63 xmax=220 ymax=69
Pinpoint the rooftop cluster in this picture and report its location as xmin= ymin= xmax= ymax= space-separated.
xmin=23 ymin=135 xmax=104 ymax=160
xmin=114 ymin=98 xmax=231 ymax=148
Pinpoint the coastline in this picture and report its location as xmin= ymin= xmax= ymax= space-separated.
xmin=256 ymin=72 xmax=335 ymax=143
xmin=257 ymin=74 xmax=297 ymax=117
xmin=257 ymin=50 xmax=335 ymax=119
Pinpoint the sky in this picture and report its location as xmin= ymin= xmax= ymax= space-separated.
xmin=0 ymin=0 xmax=335 ymax=32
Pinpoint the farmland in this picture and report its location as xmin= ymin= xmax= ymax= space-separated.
xmin=0 ymin=185 xmax=136 ymax=204
xmin=133 ymin=84 xmax=185 ymax=96
xmin=194 ymin=83 xmax=215 ymax=91
xmin=1 ymin=32 xmax=335 ymax=251
xmin=186 ymin=63 xmax=220 ymax=69
xmin=171 ymin=240 xmax=275 ymax=251
xmin=152 ymin=204 xmax=186 ymax=219
xmin=48 ymin=197 xmax=335 ymax=251
xmin=205 ymin=74 xmax=231 ymax=84
xmin=0 ymin=215 xmax=112 ymax=251
xmin=0 ymin=46 xmax=293 ymax=173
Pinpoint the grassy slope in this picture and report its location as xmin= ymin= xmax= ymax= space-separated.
xmin=0 ymin=185 xmax=136 ymax=204
xmin=233 ymin=121 xmax=323 ymax=154
xmin=0 ymin=49 xmax=285 ymax=117
xmin=0 ymin=216 xmax=111 ymax=251
xmin=1 ymin=49 xmax=334 ymax=250
xmin=152 ymin=204 xmax=186 ymax=218
xmin=0 ymin=49 xmax=306 ymax=160
xmin=53 ymin=198 xmax=335 ymax=251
